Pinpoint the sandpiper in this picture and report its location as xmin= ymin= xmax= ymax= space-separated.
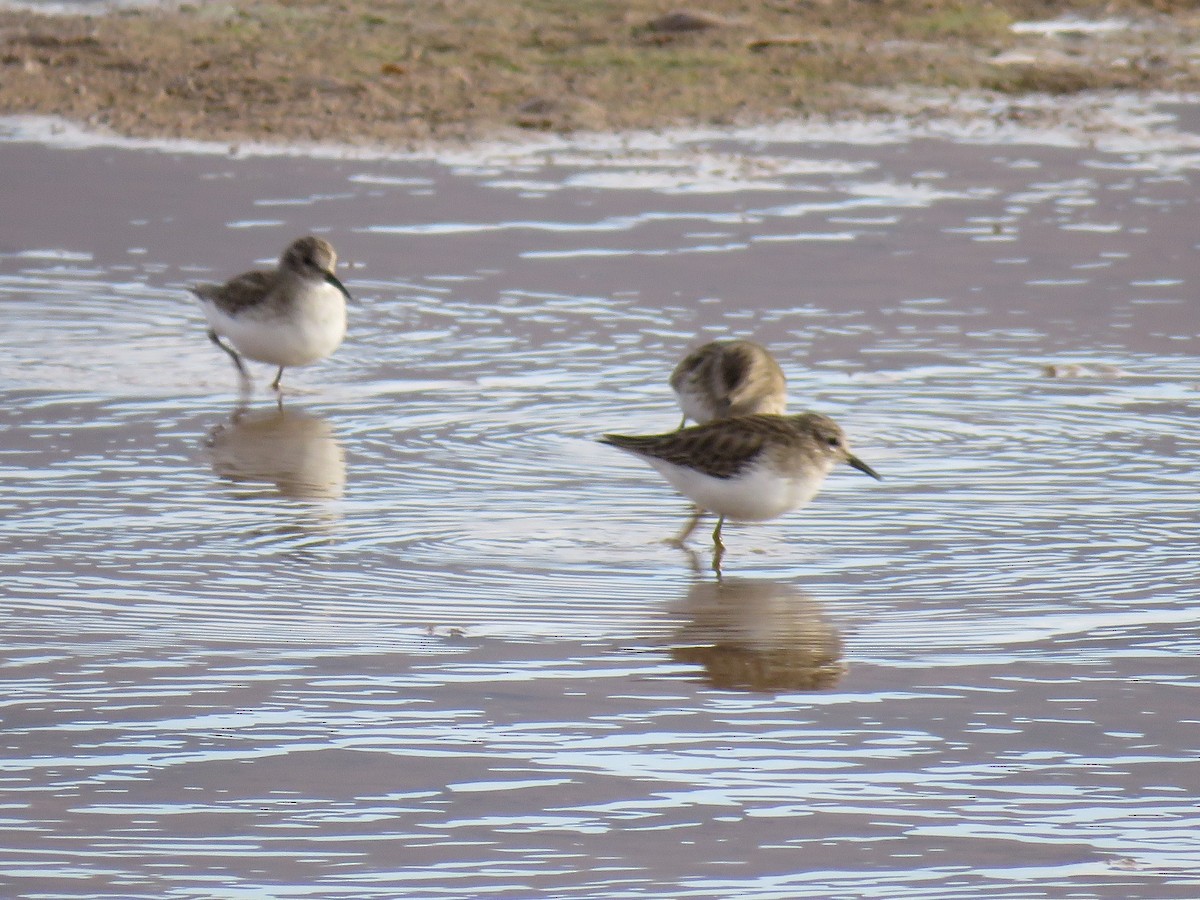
xmin=193 ymin=235 xmax=352 ymax=392
xmin=669 ymin=339 xmax=787 ymax=429
xmin=601 ymin=413 xmax=880 ymax=556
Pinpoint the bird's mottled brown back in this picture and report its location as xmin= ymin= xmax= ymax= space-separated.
xmin=192 ymin=270 xmax=277 ymax=316
xmin=603 ymin=414 xmax=819 ymax=479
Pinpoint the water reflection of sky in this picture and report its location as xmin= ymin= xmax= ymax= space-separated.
xmin=0 ymin=102 xmax=1198 ymax=897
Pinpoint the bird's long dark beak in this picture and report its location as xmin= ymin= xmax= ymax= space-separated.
xmin=847 ymin=454 xmax=882 ymax=480
xmin=325 ymin=270 xmax=353 ymax=303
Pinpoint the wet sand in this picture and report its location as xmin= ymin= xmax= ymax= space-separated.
xmin=2 ymin=103 xmax=1200 ymax=897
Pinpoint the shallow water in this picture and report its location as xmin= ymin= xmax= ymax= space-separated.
xmin=1 ymin=105 xmax=1199 ymax=898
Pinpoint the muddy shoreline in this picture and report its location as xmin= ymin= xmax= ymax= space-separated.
xmin=2 ymin=1 xmax=1199 ymax=147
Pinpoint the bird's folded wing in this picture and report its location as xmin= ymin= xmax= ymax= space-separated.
xmin=603 ymin=425 xmax=769 ymax=479
xmin=193 ymin=270 xmax=275 ymax=315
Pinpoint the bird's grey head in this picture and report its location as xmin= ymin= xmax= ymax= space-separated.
xmin=281 ymin=235 xmax=352 ymax=301
xmin=800 ymin=413 xmax=881 ymax=481
xmin=282 ymin=236 xmax=337 ymax=276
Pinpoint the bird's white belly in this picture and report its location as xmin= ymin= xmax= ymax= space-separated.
xmin=651 ymin=459 xmax=826 ymax=522
xmin=203 ymin=283 xmax=347 ymax=367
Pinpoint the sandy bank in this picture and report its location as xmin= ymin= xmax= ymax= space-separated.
xmin=1 ymin=1 xmax=1198 ymax=148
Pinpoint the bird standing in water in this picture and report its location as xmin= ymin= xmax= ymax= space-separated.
xmin=602 ymin=412 xmax=880 ymax=567
xmin=667 ymin=339 xmax=790 ymax=541
xmin=194 ymin=235 xmax=352 ymax=393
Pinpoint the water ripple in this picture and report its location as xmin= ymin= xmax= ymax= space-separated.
xmin=3 ymin=112 xmax=1200 ymax=897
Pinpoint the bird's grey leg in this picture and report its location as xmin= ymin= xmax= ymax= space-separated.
xmin=668 ymin=507 xmax=704 ymax=547
xmin=270 ymin=366 xmax=285 ymax=392
xmin=676 ymin=413 xmax=688 ymax=431
xmin=208 ymin=329 xmax=248 ymax=379
xmin=679 ymin=546 xmax=705 ymax=577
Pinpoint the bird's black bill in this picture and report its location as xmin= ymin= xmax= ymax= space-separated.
xmin=847 ymin=454 xmax=882 ymax=480
xmin=325 ymin=270 xmax=353 ymax=302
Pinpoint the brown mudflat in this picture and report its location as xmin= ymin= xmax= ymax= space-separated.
xmin=1 ymin=0 xmax=1199 ymax=146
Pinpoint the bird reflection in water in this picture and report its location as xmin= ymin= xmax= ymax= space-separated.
xmin=206 ymin=405 xmax=346 ymax=502
xmin=668 ymin=573 xmax=844 ymax=693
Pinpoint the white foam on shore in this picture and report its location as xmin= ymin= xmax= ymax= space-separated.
xmin=2 ymin=91 xmax=1199 ymax=188
xmin=1010 ymin=17 xmax=1135 ymax=37
xmin=0 ymin=0 xmax=170 ymax=13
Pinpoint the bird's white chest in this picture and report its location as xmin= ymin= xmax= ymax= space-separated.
xmin=288 ymin=281 xmax=347 ymax=338
xmin=208 ymin=281 xmax=347 ymax=367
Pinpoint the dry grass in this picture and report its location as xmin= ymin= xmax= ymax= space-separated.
xmin=1 ymin=0 xmax=1198 ymax=145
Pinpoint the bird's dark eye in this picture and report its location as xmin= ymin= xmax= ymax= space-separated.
xmin=826 ymin=436 xmax=840 ymax=447
xmin=303 ymin=256 xmax=315 ymax=267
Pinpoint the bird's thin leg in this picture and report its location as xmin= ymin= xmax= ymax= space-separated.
xmin=668 ymin=506 xmax=703 ymax=547
xmin=676 ymin=414 xmax=688 ymax=431
xmin=679 ymin=546 xmax=705 ymax=577
xmin=208 ymin=329 xmax=248 ymax=380
xmin=710 ymin=517 xmax=726 ymax=575
xmin=270 ymin=366 xmax=285 ymax=392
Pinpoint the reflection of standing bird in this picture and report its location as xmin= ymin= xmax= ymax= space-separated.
xmin=194 ymin=236 xmax=352 ymax=392
xmin=669 ymin=339 xmax=786 ymax=429
xmin=601 ymin=412 xmax=880 ymax=559
xmin=207 ymin=406 xmax=346 ymax=501
xmin=670 ymin=578 xmax=844 ymax=693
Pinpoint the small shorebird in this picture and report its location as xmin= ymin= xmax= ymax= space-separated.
xmin=669 ymin=339 xmax=787 ymax=429
xmin=193 ymin=235 xmax=352 ymax=392
xmin=601 ymin=413 xmax=880 ymax=561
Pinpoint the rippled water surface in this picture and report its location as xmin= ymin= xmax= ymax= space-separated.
xmin=2 ymin=105 xmax=1199 ymax=898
